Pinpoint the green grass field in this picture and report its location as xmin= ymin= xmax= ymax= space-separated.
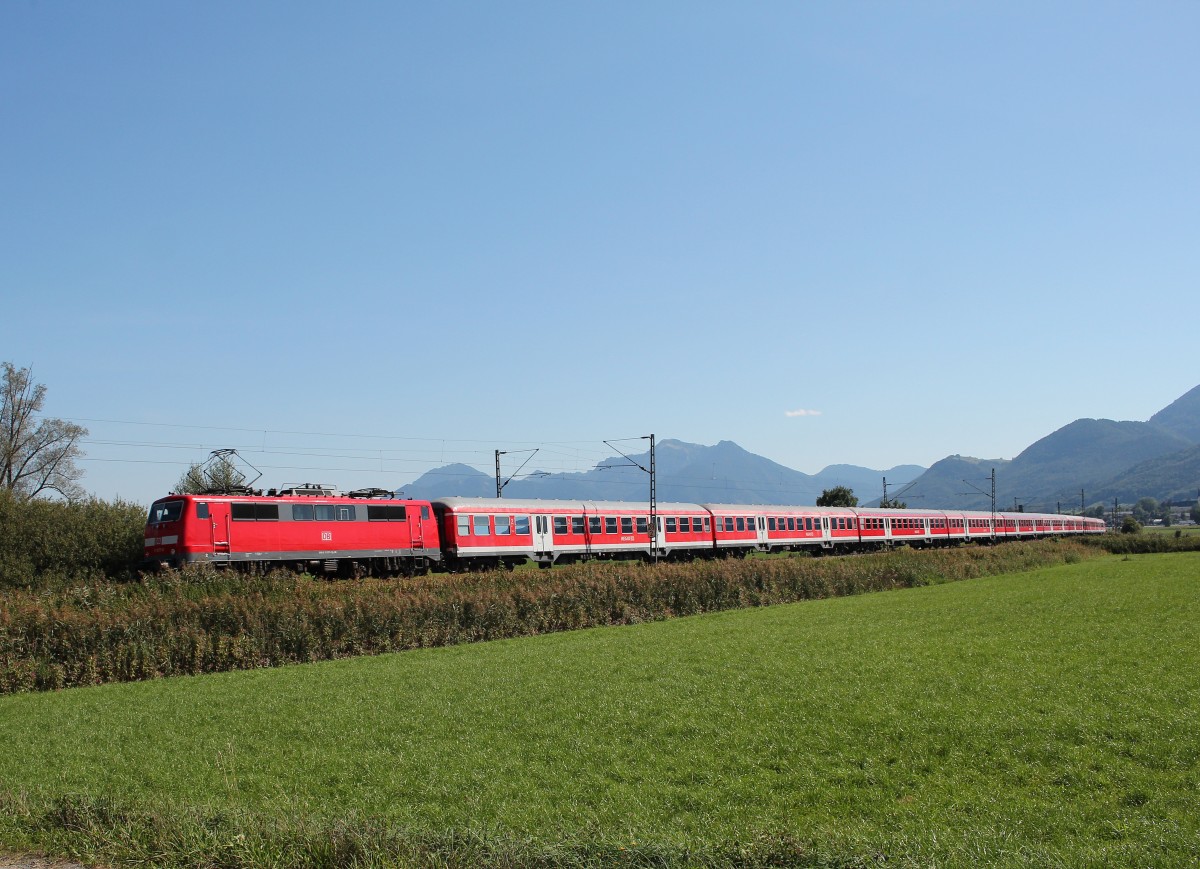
xmin=1 ymin=553 xmax=1198 ymax=867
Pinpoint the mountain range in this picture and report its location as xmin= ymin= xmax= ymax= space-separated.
xmin=399 ymin=440 xmax=923 ymax=507
xmin=399 ymin=384 xmax=1200 ymax=512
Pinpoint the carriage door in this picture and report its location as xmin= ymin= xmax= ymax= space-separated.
xmin=756 ymin=514 xmax=768 ymax=549
xmin=534 ymin=514 xmax=553 ymax=554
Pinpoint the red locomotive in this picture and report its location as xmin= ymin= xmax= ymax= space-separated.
xmin=143 ymin=485 xmax=439 ymax=576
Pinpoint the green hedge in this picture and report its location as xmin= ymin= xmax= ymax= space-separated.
xmin=0 ymin=492 xmax=146 ymax=589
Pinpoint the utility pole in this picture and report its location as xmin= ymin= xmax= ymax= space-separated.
xmin=1081 ymin=489 xmax=1085 ymax=516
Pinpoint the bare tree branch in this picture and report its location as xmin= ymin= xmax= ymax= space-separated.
xmin=1 ymin=362 xmax=88 ymax=501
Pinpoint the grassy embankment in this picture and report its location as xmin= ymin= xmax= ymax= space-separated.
xmin=0 ymin=551 xmax=1197 ymax=867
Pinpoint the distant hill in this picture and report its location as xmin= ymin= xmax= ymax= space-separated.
xmin=877 ymin=455 xmax=1011 ymax=512
xmin=399 ymin=440 xmax=923 ymax=506
xmin=1149 ymin=384 xmax=1200 ymax=443
xmin=1089 ymin=444 xmax=1200 ymax=506
xmin=900 ymin=384 xmax=1200 ymax=511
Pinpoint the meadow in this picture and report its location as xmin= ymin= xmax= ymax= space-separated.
xmin=0 ymin=552 xmax=1197 ymax=867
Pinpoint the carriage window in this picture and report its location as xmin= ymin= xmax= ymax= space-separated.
xmin=768 ymin=518 xmax=776 ymax=531
xmin=636 ymin=517 xmax=648 ymax=534
xmin=748 ymin=517 xmax=756 ymax=530
xmin=702 ymin=517 xmax=710 ymax=531
xmin=195 ymin=502 xmax=210 ymax=520
xmin=736 ymin=518 xmax=745 ymax=531
xmin=666 ymin=518 xmax=677 ymax=532
xmin=605 ymin=517 xmax=617 ymax=534
xmin=679 ymin=517 xmax=691 ymax=532
xmin=554 ymin=516 xmax=568 ymax=534
xmin=515 ymin=515 xmax=530 ymax=535
xmin=293 ymin=504 xmax=315 ymax=521
xmin=572 ymin=516 xmax=585 ymax=534
xmin=495 ymin=515 xmax=511 ymax=535
xmin=621 ymin=517 xmax=633 ymax=534
xmin=589 ymin=516 xmax=602 ymax=534
xmin=422 ymin=506 xmax=431 ymax=520
xmin=473 ymin=515 xmax=490 ymax=535
xmin=458 ymin=516 xmax=471 ymax=536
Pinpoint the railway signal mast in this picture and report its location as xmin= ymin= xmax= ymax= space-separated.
xmin=494 ymin=448 xmax=539 ymax=498
xmin=603 ymin=434 xmax=657 ymax=561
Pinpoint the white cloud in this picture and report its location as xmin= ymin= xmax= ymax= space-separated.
xmin=785 ymin=409 xmax=823 ymax=418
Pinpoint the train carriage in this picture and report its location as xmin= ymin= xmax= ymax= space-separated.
xmin=755 ymin=505 xmax=829 ymax=552
xmin=431 ymin=498 xmax=715 ymax=568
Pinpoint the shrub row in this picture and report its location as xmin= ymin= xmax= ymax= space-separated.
xmin=0 ymin=492 xmax=146 ymax=589
xmin=0 ymin=541 xmax=1099 ymax=694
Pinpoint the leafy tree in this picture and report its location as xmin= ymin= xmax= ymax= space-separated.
xmin=1120 ymin=515 xmax=1142 ymax=534
xmin=1132 ymin=497 xmax=1159 ymax=524
xmin=878 ymin=497 xmax=907 ymax=509
xmin=176 ymin=454 xmax=247 ymax=494
xmin=1 ymin=363 xmax=88 ymax=501
xmin=817 ymin=486 xmax=857 ymax=507
xmin=1191 ymin=503 xmax=1200 ymax=524
xmin=1083 ymin=505 xmax=1106 ymax=519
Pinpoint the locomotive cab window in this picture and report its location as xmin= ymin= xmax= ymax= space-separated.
xmin=148 ymin=501 xmax=184 ymax=524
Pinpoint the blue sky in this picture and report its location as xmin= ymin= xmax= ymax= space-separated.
xmin=3 ymin=1 xmax=1197 ymax=505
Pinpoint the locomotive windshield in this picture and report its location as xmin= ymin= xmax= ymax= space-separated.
xmin=147 ymin=500 xmax=184 ymax=525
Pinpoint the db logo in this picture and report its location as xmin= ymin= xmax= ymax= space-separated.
xmin=321 ymin=531 xmax=332 ymax=542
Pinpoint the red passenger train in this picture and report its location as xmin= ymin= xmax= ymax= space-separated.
xmin=144 ymin=486 xmax=1107 ymax=575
